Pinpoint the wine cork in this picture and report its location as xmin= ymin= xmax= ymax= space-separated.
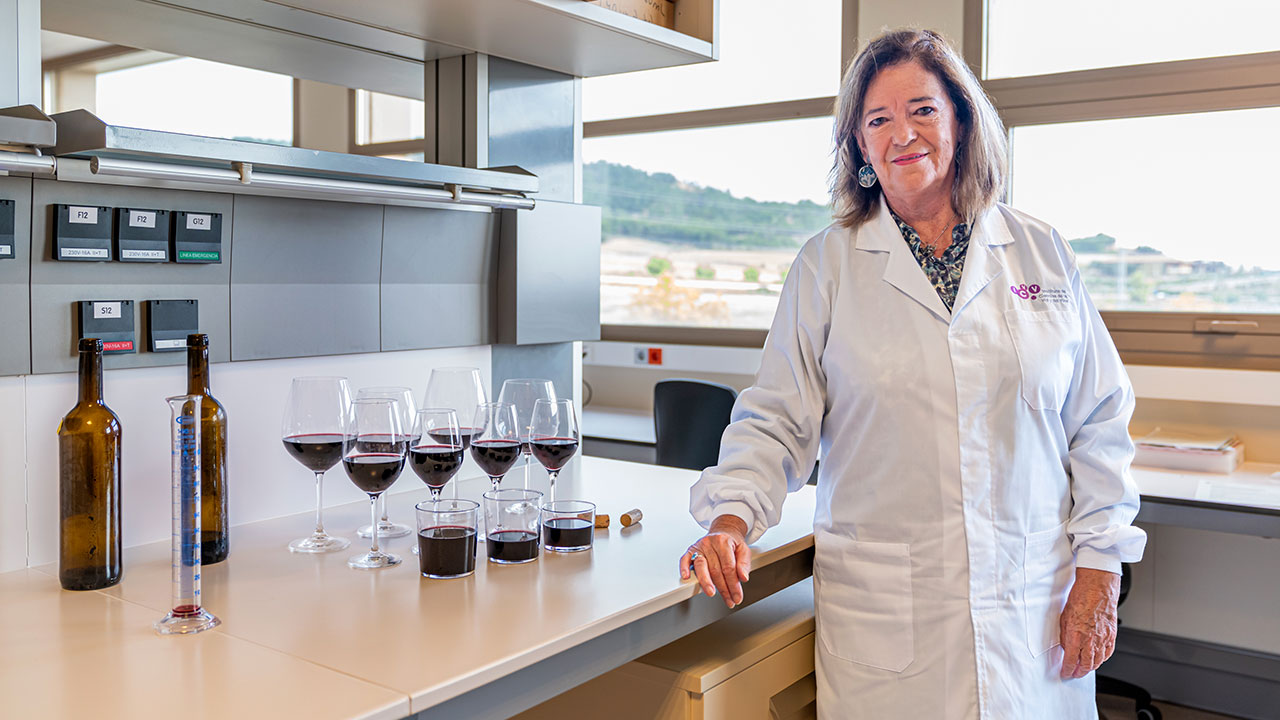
xmin=594 ymin=514 xmax=611 ymax=528
xmin=620 ymin=508 xmax=643 ymax=527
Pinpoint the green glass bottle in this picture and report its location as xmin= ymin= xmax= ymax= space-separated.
xmin=188 ymin=333 xmax=229 ymax=565
xmin=58 ymin=338 xmax=123 ymax=591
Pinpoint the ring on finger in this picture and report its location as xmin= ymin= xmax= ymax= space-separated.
xmin=688 ymin=549 xmax=702 ymax=565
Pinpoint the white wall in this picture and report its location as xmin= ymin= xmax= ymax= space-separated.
xmin=0 ymin=346 xmax=491 ymax=573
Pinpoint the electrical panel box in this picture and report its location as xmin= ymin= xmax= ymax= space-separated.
xmin=77 ymin=300 xmax=136 ymax=354
xmin=173 ymin=210 xmax=223 ymax=263
xmin=54 ymin=204 xmax=113 ymax=261
xmin=0 ymin=199 xmax=14 ymax=260
xmin=146 ymin=299 xmax=199 ymax=352
xmin=115 ymin=208 xmax=171 ymax=262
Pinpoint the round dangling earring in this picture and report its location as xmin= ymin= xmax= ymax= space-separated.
xmin=857 ymin=163 xmax=878 ymax=188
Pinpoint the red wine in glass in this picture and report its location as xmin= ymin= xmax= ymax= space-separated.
xmin=410 ymin=445 xmax=464 ymax=494
xmin=429 ymin=427 xmax=477 ymax=450
xmin=417 ymin=526 xmax=477 ymax=577
xmin=530 ymin=437 xmax=578 ymax=471
xmin=542 ymin=517 xmax=592 ymax=547
xmin=283 ymin=433 xmax=347 ymax=473
xmin=487 ymin=529 xmax=538 ymax=563
xmin=343 ymin=453 xmax=406 ymax=494
xmin=471 ymin=439 xmax=521 ymax=479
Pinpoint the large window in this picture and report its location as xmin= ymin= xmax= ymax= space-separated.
xmin=588 ymin=118 xmax=835 ymax=328
xmin=353 ymin=89 xmax=426 ymax=149
xmin=1010 ymin=109 xmax=1280 ymax=314
xmin=586 ymin=0 xmax=850 ymax=336
xmin=986 ymin=0 xmax=1280 ymax=79
xmin=583 ymin=0 xmax=842 ymax=121
xmin=981 ymin=0 xmax=1280 ymax=367
xmin=96 ymin=58 xmax=292 ymax=145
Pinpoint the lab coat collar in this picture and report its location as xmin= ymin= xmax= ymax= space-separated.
xmin=853 ymin=196 xmax=951 ymax=322
xmin=854 ymin=197 xmax=1015 ymax=324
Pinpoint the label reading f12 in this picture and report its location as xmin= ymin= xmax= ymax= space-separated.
xmin=68 ymin=206 xmax=98 ymax=224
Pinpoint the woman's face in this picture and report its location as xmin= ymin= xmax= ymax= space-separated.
xmin=856 ymin=61 xmax=962 ymax=209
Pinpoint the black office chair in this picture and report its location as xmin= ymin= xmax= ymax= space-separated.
xmin=653 ymin=379 xmax=738 ymax=471
xmin=1097 ymin=564 xmax=1162 ymax=720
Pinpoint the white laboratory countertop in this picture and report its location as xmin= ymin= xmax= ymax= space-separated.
xmin=3 ymin=457 xmax=817 ymax=719
xmin=582 ymin=406 xmax=656 ymax=444
xmin=1132 ymin=461 xmax=1280 ymax=511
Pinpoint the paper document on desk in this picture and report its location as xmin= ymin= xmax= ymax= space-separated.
xmin=1137 ymin=427 xmax=1236 ymax=450
xmin=1194 ymin=480 xmax=1280 ymax=510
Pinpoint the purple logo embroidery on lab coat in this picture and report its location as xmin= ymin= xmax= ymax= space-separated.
xmin=1011 ymin=283 xmax=1041 ymax=300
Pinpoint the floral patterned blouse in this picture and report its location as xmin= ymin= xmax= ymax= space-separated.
xmin=889 ymin=209 xmax=972 ymax=313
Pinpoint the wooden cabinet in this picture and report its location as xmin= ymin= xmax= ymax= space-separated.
xmin=514 ymin=579 xmax=817 ymax=720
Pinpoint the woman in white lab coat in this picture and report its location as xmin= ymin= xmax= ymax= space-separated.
xmin=681 ymin=29 xmax=1147 ymax=719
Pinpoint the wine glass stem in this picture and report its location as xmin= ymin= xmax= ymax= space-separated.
xmin=430 ymin=488 xmax=441 ymax=504
xmin=523 ymin=455 xmax=530 ymax=489
xmin=548 ymin=470 xmax=558 ymax=504
xmin=380 ymin=494 xmax=389 ymax=524
xmin=313 ymin=471 xmax=326 ymax=535
xmin=369 ymin=495 xmax=380 ymax=554
xmin=490 ymin=477 xmax=500 ymax=491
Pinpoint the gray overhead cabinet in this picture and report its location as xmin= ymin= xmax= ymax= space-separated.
xmin=41 ymin=0 xmax=718 ymax=99
xmin=0 ymin=110 xmax=602 ymax=376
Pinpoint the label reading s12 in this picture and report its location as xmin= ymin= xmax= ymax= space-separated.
xmin=68 ymin=206 xmax=99 ymax=224
xmin=93 ymin=302 xmax=122 ymax=320
xmin=128 ymin=210 xmax=157 ymax=228
xmin=186 ymin=213 xmax=212 ymax=230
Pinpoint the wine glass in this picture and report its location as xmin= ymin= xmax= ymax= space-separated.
xmin=529 ymin=399 xmax=579 ymax=503
xmin=498 ymin=378 xmax=556 ymax=489
xmin=425 ymin=367 xmax=487 ymax=499
xmin=343 ymin=398 xmax=406 ymax=570
xmin=424 ymin=367 xmax=486 ymax=451
xmin=355 ymin=386 xmax=416 ymax=540
xmin=281 ymin=377 xmax=353 ymax=554
xmin=470 ymin=402 xmax=522 ymax=491
xmin=410 ymin=409 xmax=465 ymax=502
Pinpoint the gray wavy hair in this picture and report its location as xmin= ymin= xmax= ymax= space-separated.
xmin=830 ymin=29 xmax=1007 ymax=228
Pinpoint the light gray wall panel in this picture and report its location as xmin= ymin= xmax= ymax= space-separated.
xmin=230 ymin=195 xmax=382 ymax=361
xmin=0 ymin=176 xmax=31 ymax=376
xmin=381 ymin=205 xmax=497 ymax=351
xmin=488 ymin=57 xmax=575 ymax=202
xmin=29 ymin=180 xmax=232 ymax=374
xmin=497 ymin=200 xmax=600 ymax=345
xmin=492 ymin=342 xmax=576 ymax=404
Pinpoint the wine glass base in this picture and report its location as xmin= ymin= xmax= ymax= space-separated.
xmin=356 ymin=521 xmax=412 ymax=539
xmin=348 ymin=551 xmax=401 ymax=569
xmin=155 ymin=608 xmax=221 ymax=635
xmin=289 ymin=533 xmax=351 ymax=553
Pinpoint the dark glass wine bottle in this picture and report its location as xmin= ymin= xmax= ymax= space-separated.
xmin=58 ymin=338 xmax=123 ymax=591
xmin=188 ymin=333 xmax=229 ymax=565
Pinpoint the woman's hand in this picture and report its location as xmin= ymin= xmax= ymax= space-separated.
xmin=679 ymin=515 xmax=752 ymax=608
xmin=1059 ymin=567 xmax=1121 ymax=679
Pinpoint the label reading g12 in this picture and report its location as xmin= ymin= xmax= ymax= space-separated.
xmin=93 ymin=301 xmax=122 ymax=320
xmin=186 ymin=213 xmax=212 ymax=231
xmin=68 ymin=206 xmax=98 ymax=224
xmin=128 ymin=210 xmax=156 ymax=228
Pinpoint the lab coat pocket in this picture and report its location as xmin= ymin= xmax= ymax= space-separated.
xmin=1004 ymin=308 xmax=1081 ymax=411
xmin=1023 ymin=521 xmax=1073 ymax=657
xmin=815 ymin=533 xmax=914 ymax=672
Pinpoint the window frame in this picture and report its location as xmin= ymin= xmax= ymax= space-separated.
xmin=973 ymin=0 xmax=1280 ymax=370
xmin=600 ymin=1 xmax=1280 ymax=370
xmin=347 ymin=88 xmax=429 ymax=158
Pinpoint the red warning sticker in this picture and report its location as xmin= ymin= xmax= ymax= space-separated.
xmin=102 ymin=341 xmax=134 ymax=352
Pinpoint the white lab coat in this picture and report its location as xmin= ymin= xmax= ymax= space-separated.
xmin=690 ymin=197 xmax=1148 ymax=719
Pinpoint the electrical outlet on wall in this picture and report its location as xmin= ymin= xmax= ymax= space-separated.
xmin=633 ymin=346 xmax=648 ymax=364
xmin=647 ymin=347 xmax=663 ymax=365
